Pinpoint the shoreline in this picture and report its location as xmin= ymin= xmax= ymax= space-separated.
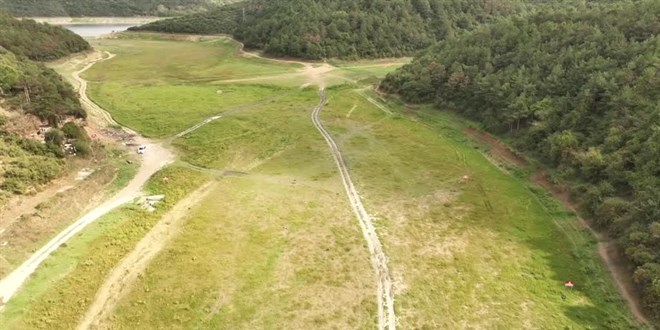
xmin=24 ymin=17 xmax=162 ymax=25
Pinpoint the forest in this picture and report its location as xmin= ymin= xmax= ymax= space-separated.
xmin=0 ymin=13 xmax=90 ymax=61
xmin=381 ymin=0 xmax=660 ymax=322
xmin=0 ymin=0 xmax=240 ymax=17
xmin=131 ymin=0 xmax=524 ymax=59
xmin=0 ymin=14 xmax=89 ymax=198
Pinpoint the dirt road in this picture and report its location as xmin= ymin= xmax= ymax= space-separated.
xmin=312 ymin=90 xmax=396 ymax=330
xmin=0 ymin=51 xmax=174 ymax=306
xmin=78 ymin=182 xmax=217 ymax=330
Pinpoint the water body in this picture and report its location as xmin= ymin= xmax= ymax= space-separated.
xmin=62 ymin=24 xmax=136 ymax=37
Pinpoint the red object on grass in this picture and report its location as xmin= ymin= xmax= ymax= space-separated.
xmin=564 ymin=280 xmax=575 ymax=288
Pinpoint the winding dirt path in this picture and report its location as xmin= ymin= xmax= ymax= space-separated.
xmin=74 ymin=52 xmax=122 ymax=128
xmin=312 ymin=89 xmax=396 ymax=330
xmin=0 ymin=51 xmax=174 ymax=306
xmin=78 ymin=182 xmax=217 ymax=330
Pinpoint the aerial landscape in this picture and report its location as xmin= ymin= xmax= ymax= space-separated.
xmin=0 ymin=0 xmax=658 ymax=329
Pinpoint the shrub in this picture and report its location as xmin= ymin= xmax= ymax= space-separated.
xmin=62 ymin=122 xmax=89 ymax=140
xmin=1 ymin=177 xmax=24 ymax=194
xmin=73 ymin=140 xmax=92 ymax=157
xmin=45 ymin=128 xmax=65 ymax=145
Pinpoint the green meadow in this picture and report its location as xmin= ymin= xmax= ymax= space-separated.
xmin=321 ymin=87 xmax=638 ymax=329
xmin=0 ymin=33 xmax=639 ymax=329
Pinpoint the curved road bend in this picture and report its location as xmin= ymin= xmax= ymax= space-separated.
xmin=0 ymin=52 xmax=174 ymax=306
xmin=311 ymin=89 xmax=396 ymax=330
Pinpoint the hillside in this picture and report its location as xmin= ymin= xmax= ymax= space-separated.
xmin=0 ymin=15 xmax=89 ymax=202
xmin=381 ymin=0 xmax=660 ymax=323
xmin=0 ymin=0 xmax=241 ymax=17
xmin=131 ymin=0 xmax=524 ymax=59
xmin=0 ymin=13 xmax=90 ymax=61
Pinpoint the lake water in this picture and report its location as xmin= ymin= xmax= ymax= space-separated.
xmin=62 ymin=24 xmax=136 ymax=37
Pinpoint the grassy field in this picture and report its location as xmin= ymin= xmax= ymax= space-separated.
xmin=88 ymin=83 xmax=287 ymax=137
xmin=86 ymin=35 xmax=300 ymax=84
xmin=2 ymin=34 xmax=384 ymax=329
xmin=320 ymin=86 xmax=638 ymax=329
xmin=105 ymin=88 xmax=378 ymax=329
xmin=0 ymin=167 xmax=209 ymax=329
xmin=0 ymin=32 xmax=640 ymax=329
xmin=82 ymin=35 xmax=299 ymax=137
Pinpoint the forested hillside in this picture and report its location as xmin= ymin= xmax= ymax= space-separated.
xmin=0 ymin=15 xmax=89 ymax=200
xmin=0 ymin=0 xmax=240 ymax=17
xmin=0 ymin=13 xmax=90 ymax=61
xmin=131 ymin=0 xmax=524 ymax=59
xmin=382 ymin=0 xmax=660 ymax=322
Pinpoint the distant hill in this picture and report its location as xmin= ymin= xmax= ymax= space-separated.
xmin=382 ymin=1 xmax=660 ymax=323
xmin=131 ymin=0 xmax=525 ymax=59
xmin=0 ymin=0 xmax=241 ymax=17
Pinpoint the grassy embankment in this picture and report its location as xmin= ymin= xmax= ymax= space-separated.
xmin=0 ymin=33 xmax=639 ymax=329
xmin=320 ymin=87 xmax=639 ymax=329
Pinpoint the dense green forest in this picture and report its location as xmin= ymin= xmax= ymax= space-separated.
xmin=131 ymin=0 xmax=524 ymax=59
xmin=0 ymin=14 xmax=89 ymax=198
xmin=0 ymin=0 xmax=240 ymax=17
xmin=0 ymin=13 xmax=87 ymax=123
xmin=0 ymin=13 xmax=90 ymax=61
xmin=382 ymin=0 xmax=660 ymax=323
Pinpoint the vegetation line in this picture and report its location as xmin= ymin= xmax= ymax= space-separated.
xmin=311 ymin=89 xmax=396 ymax=330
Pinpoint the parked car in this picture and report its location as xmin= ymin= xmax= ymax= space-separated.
xmin=137 ymin=145 xmax=147 ymax=154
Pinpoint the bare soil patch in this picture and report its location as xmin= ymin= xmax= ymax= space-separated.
xmin=464 ymin=127 xmax=528 ymax=168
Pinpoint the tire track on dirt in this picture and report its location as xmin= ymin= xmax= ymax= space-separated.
xmin=311 ymin=89 xmax=396 ymax=330
xmin=78 ymin=182 xmax=217 ymax=330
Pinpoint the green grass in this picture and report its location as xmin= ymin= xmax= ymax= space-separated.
xmin=112 ymin=176 xmax=376 ymax=329
xmin=86 ymin=36 xmax=300 ymax=84
xmin=106 ymin=86 xmax=377 ymax=329
xmin=0 ymin=167 xmax=209 ymax=330
xmin=172 ymin=89 xmax=317 ymax=171
xmin=88 ymin=83 xmax=287 ymax=138
xmin=320 ymin=86 xmax=639 ymax=329
xmin=5 ymin=33 xmax=641 ymax=329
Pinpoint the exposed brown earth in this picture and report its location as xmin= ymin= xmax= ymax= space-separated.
xmin=463 ymin=127 xmax=528 ymax=168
